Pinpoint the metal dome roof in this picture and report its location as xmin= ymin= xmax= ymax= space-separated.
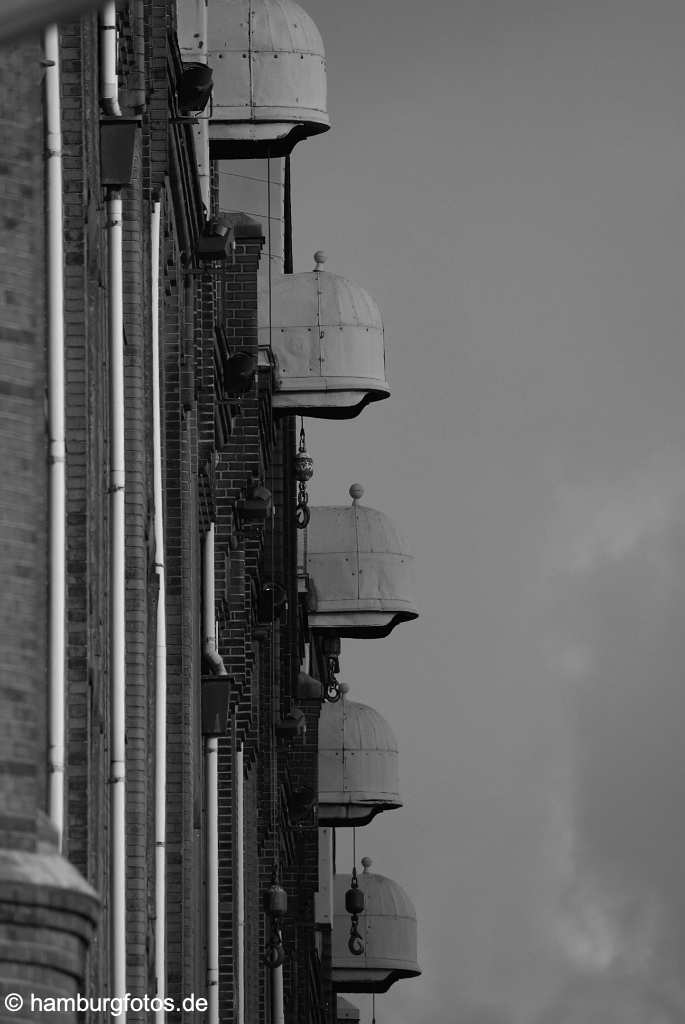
xmin=305 ymin=487 xmax=418 ymax=638
xmin=208 ymin=0 xmax=329 ymax=157
xmin=319 ymin=698 xmax=402 ymax=827
xmin=332 ymin=861 xmax=421 ymax=993
xmin=262 ymin=257 xmax=390 ymax=418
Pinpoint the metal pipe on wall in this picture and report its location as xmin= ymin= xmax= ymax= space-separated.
xmin=235 ymin=741 xmax=245 ymax=1024
xmin=203 ymin=523 xmax=226 ymax=1024
xmin=44 ymin=22 xmax=66 ymax=848
xmin=107 ymin=189 xmax=127 ymax=1011
xmin=100 ymin=1 xmax=122 ymax=116
xmin=151 ymin=197 xmax=167 ymax=1022
xmin=195 ymin=0 xmax=210 ymax=210
xmin=271 ymin=965 xmax=284 ymax=1024
xmin=206 ymin=734 xmax=219 ymax=1024
xmin=203 ymin=524 xmax=226 ymax=675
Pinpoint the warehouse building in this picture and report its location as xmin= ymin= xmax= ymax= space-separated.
xmin=0 ymin=2 xmax=421 ymax=1022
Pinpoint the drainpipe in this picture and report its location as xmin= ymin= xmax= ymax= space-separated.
xmin=271 ymin=965 xmax=284 ymax=1024
xmin=235 ymin=741 xmax=245 ymax=1024
xmin=107 ymin=188 xmax=126 ymax=1011
xmin=206 ymin=732 xmax=219 ymax=1024
xmin=203 ymin=523 xmax=225 ymax=1024
xmin=196 ymin=0 xmax=210 ymax=211
xmin=151 ymin=197 xmax=167 ymax=1022
xmin=203 ymin=524 xmax=226 ymax=676
xmin=44 ymin=23 xmax=66 ymax=849
xmin=100 ymin=1 xmax=122 ymax=116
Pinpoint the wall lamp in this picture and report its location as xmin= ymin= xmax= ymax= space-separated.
xmin=178 ymin=62 xmax=213 ymax=114
xmin=197 ymin=216 xmax=235 ymax=261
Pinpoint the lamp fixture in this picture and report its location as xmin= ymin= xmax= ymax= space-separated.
xmin=178 ymin=61 xmax=213 ymax=114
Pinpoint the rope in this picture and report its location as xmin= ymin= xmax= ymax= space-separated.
xmin=266 ymin=153 xmax=273 ymax=353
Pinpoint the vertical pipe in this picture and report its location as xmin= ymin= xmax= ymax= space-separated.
xmin=235 ymin=741 xmax=245 ymax=1024
xmin=108 ymin=190 xmax=127 ymax=1011
xmin=271 ymin=965 xmax=284 ymax=1024
xmin=283 ymin=155 xmax=292 ymax=276
xmin=196 ymin=0 xmax=210 ymax=211
xmin=206 ymin=735 xmax=219 ymax=1024
xmin=100 ymin=1 xmax=122 ymax=116
xmin=203 ymin=524 xmax=227 ymax=673
xmin=151 ymin=198 xmax=167 ymax=1021
xmin=44 ymin=23 xmax=66 ymax=848
xmin=203 ymin=524 xmax=225 ymax=1024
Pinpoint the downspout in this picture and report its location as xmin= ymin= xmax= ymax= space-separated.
xmin=100 ymin=1 xmax=122 ymax=116
xmin=131 ymin=0 xmax=146 ymax=113
xmin=271 ymin=964 xmax=284 ymax=1024
xmin=151 ymin=197 xmax=167 ymax=1023
xmin=195 ymin=0 xmax=210 ymax=211
xmin=235 ymin=740 xmax=245 ymax=1024
xmin=107 ymin=188 xmax=127 ymax=1010
xmin=101 ymin=0 xmax=125 ymax=1004
xmin=44 ymin=23 xmax=66 ymax=849
xmin=203 ymin=523 xmax=226 ymax=1024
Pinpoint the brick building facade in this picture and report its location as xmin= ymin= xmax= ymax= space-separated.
xmin=0 ymin=3 xmax=421 ymax=1023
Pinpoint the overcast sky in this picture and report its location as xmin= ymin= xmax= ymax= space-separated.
xmin=286 ymin=2 xmax=685 ymax=1022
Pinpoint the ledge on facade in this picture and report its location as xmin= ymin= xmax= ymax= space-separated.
xmin=220 ymin=210 xmax=264 ymax=241
xmin=0 ymin=812 xmax=99 ymax=991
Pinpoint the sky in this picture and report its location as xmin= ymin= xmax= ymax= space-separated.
xmin=284 ymin=2 xmax=685 ymax=1022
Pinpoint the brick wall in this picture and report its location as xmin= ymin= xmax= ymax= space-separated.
xmin=0 ymin=33 xmax=47 ymax=853
xmin=0 ymin=30 xmax=99 ymax=1017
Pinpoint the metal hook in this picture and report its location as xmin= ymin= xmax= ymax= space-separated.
xmin=264 ymin=941 xmax=286 ymax=968
xmin=324 ymin=653 xmax=343 ymax=702
xmin=263 ymin=919 xmax=286 ymax=967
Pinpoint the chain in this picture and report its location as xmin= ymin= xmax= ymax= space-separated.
xmin=324 ymin=654 xmax=342 ymax=702
xmin=347 ymin=866 xmax=365 ymax=956
xmin=295 ymin=419 xmax=311 ymax=529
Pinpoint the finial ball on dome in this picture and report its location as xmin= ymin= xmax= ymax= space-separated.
xmin=313 ymin=250 xmax=327 ymax=270
xmin=349 ymin=483 xmax=364 ymax=502
xmin=361 ymin=856 xmax=373 ymax=871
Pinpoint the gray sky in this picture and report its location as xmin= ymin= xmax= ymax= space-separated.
xmin=289 ymin=3 xmax=685 ymax=1021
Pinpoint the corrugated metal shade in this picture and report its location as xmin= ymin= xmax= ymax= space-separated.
xmin=208 ymin=0 xmax=329 ymax=157
xmin=262 ymin=265 xmax=390 ymax=419
xmin=332 ymin=862 xmax=421 ymax=993
xmin=305 ymin=489 xmax=418 ymax=638
xmin=318 ymin=698 xmax=402 ymax=827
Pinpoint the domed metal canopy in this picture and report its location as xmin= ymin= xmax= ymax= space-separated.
xmin=319 ymin=698 xmax=402 ymax=826
xmin=305 ymin=486 xmax=418 ymax=638
xmin=262 ymin=255 xmax=390 ymax=418
xmin=208 ymin=0 xmax=329 ymax=158
xmin=332 ymin=860 xmax=421 ymax=993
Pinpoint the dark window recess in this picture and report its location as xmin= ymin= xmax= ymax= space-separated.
xmin=213 ymin=323 xmax=237 ymax=448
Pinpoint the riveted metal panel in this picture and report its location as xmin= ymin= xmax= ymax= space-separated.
xmin=208 ymin=46 xmax=252 ymax=118
xmin=261 ymin=270 xmax=389 ymax=416
xmin=357 ymin=552 xmax=415 ymax=606
xmin=331 ymin=872 xmax=421 ymax=992
xmin=308 ymin=507 xmax=359 ymax=560
xmin=251 ymin=52 xmax=327 ymax=117
xmin=305 ymin=502 xmax=418 ymax=635
xmin=318 ymin=699 xmax=402 ymax=823
xmin=208 ymin=0 xmax=329 ymax=143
